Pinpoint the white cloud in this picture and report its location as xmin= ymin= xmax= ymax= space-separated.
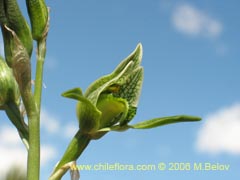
xmin=196 ymin=103 xmax=240 ymax=155
xmin=63 ymin=123 xmax=79 ymax=138
xmin=0 ymin=125 xmax=58 ymax=178
xmin=0 ymin=126 xmax=22 ymax=146
xmin=0 ymin=126 xmax=27 ymax=178
xmin=41 ymin=145 xmax=58 ymax=166
xmin=172 ymin=4 xmax=222 ymax=38
xmin=41 ymin=109 xmax=60 ymax=134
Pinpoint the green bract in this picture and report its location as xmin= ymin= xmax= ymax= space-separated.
xmin=0 ymin=0 xmax=33 ymax=67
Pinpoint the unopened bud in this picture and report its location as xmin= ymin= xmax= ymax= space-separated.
xmin=26 ymin=0 xmax=48 ymax=40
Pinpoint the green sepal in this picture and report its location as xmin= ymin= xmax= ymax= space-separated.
xmin=130 ymin=115 xmax=202 ymax=129
xmin=62 ymin=88 xmax=101 ymax=134
xmin=62 ymin=87 xmax=84 ymax=100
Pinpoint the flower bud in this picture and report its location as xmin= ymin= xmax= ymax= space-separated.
xmin=0 ymin=56 xmax=20 ymax=106
xmin=0 ymin=0 xmax=33 ymax=66
xmin=26 ymin=0 xmax=48 ymax=40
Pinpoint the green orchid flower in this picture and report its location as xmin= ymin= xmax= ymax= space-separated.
xmin=62 ymin=43 xmax=200 ymax=137
xmin=62 ymin=43 xmax=143 ymax=137
xmin=49 ymin=44 xmax=201 ymax=180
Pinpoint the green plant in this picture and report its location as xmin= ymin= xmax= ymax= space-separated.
xmin=0 ymin=1 xmax=201 ymax=180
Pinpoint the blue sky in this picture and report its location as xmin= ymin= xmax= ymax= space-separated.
xmin=1 ymin=0 xmax=240 ymax=179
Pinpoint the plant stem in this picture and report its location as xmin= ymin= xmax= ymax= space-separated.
xmin=34 ymin=37 xmax=47 ymax=108
xmin=26 ymin=37 xmax=47 ymax=180
xmin=22 ymin=89 xmax=39 ymax=180
xmin=27 ymin=18 xmax=48 ymax=180
xmin=49 ymin=130 xmax=91 ymax=180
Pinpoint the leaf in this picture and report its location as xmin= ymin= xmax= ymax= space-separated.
xmin=129 ymin=115 xmax=201 ymax=129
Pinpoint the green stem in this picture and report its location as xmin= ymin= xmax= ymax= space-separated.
xmin=34 ymin=37 xmax=47 ymax=108
xmin=49 ymin=130 xmax=91 ymax=180
xmin=27 ymin=18 xmax=48 ymax=180
xmin=26 ymin=37 xmax=47 ymax=180
xmin=20 ymin=88 xmax=39 ymax=180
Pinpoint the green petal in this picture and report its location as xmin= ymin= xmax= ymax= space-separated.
xmin=62 ymin=88 xmax=101 ymax=134
xmin=62 ymin=87 xmax=83 ymax=100
xmin=130 ymin=115 xmax=201 ymax=129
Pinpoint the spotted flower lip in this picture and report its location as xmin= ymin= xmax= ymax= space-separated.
xmin=62 ymin=43 xmax=201 ymax=138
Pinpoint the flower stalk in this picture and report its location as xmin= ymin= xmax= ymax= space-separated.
xmin=49 ymin=131 xmax=91 ymax=180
